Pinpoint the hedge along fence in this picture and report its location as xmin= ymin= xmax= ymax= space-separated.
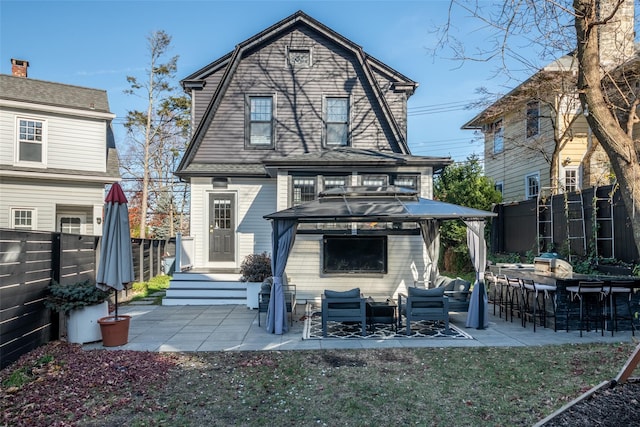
xmin=0 ymin=228 xmax=172 ymax=369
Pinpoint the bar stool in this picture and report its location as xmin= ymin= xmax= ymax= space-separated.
xmin=522 ymin=279 xmax=557 ymax=332
xmin=486 ymin=272 xmax=507 ymax=318
xmin=566 ymin=281 xmax=605 ymax=337
xmin=506 ymin=277 xmax=525 ymax=326
xmin=603 ymin=281 xmax=637 ymax=336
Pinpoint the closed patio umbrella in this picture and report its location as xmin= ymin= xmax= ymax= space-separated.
xmin=96 ymin=182 xmax=134 ymax=319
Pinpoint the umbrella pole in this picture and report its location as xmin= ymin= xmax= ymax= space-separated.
xmin=114 ymin=290 xmax=118 ymax=320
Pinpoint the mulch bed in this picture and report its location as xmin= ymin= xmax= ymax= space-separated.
xmin=541 ymin=379 xmax=640 ymax=426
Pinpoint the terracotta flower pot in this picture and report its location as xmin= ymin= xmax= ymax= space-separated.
xmin=98 ymin=315 xmax=131 ymax=347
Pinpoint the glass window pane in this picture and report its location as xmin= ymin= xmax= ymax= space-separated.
xmin=14 ymin=210 xmax=33 ymax=230
xmin=250 ymin=122 xmax=272 ymax=145
xmin=324 ymin=176 xmax=347 ymax=190
xmin=327 ymin=98 xmax=347 ymax=121
xmin=19 ymin=141 xmax=42 ymax=162
xmin=250 ymin=98 xmax=272 ymax=121
xmin=326 ymin=123 xmax=347 ymax=145
xmin=393 ymin=176 xmax=417 ymax=190
xmin=362 ymin=175 xmax=387 ymax=186
xmin=293 ymin=178 xmax=315 ymax=205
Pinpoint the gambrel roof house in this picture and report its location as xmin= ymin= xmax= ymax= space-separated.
xmin=0 ymin=59 xmax=119 ymax=235
xmin=170 ymin=11 xmax=457 ymax=304
xmin=462 ymin=0 xmax=635 ymax=203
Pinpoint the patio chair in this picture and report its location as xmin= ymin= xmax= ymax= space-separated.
xmin=398 ymin=286 xmax=450 ymax=335
xmin=321 ymin=288 xmax=367 ymax=337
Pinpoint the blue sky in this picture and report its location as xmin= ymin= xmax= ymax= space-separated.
xmin=0 ymin=0 xmax=534 ymax=162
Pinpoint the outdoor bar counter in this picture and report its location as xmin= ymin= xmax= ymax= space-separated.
xmin=491 ymin=264 xmax=640 ymax=332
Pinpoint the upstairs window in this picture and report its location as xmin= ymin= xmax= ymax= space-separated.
xmin=292 ymin=177 xmax=316 ymax=206
xmin=526 ymin=101 xmax=540 ymax=138
xmin=525 ymin=172 xmax=540 ymax=200
xmin=17 ymin=118 xmax=45 ymax=164
xmin=325 ymin=97 xmax=349 ymax=146
xmin=495 ymin=181 xmax=504 ymax=196
xmin=246 ymin=96 xmax=274 ymax=148
xmin=493 ymin=120 xmax=504 ymax=153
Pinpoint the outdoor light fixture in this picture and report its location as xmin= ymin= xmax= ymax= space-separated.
xmin=562 ymin=157 xmax=572 ymax=166
xmin=96 ymin=217 xmax=102 ymax=225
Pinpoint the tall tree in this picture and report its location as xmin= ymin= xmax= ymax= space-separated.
xmin=435 ymin=155 xmax=502 ymax=270
xmin=123 ymin=30 xmax=190 ymax=238
xmin=441 ymin=0 xmax=640 ymax=258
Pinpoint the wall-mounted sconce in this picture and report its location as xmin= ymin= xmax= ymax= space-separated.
xmin=562 ymin=157 xmax=572 ymax=166
xmin=96 ymin=217 xmax=102 ymax=225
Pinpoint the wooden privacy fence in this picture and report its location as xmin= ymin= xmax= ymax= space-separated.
xmin=491 ymin=185 xmax=639 ymax=263
xmin=0 ymin=228 xmax=173 ymax=369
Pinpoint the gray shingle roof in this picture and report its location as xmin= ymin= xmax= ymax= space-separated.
xmin=0 ymin=74 xmax=111 ymax=113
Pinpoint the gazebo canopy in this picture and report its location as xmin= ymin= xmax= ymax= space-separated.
xmin=262 ymin=186 xmax=496 ymax=335
xmin=264 ymin=186 xmax=497 ymax=222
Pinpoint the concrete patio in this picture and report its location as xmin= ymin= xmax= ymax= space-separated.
xmin=83 ymin=303 xmax=638 ymax=352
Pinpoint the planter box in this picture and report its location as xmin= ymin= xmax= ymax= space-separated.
xmin=66 ymin=301 xmax=109 ymax=344
xmin=246 ymin=282 xmax=260 ymax=309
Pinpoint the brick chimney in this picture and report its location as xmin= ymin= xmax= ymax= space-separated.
xmin=11 ymin=58 xmax=29 ymax=78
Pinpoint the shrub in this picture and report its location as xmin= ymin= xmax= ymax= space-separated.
xmin=240 ymin=252 xmax=272 ymax=282
xmin=44 ymin=280 xmax=111 ymax=313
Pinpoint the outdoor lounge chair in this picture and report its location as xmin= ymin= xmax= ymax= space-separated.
xmin=398 ymin=286 xmax=450 ymax=335
xmin=433 ymin=276 xmax=471 ymax=312
xmin=321 ymin=288 xmax=367 ymax=337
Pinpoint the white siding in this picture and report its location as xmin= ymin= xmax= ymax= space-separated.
xmin=285 ymin=234 xmax=427 ymax=302
xmin=189 ymin=177 xmax=276 ymax=269
xmin=0 ymin=107 xmax=106 ymax=171
xmin=0 ymin=177 xmax=104 ymax=233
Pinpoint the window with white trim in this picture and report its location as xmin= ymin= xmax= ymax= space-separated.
xmin=325 ymin=97 xmax=349 ymax=146
xmin=12 ymin=208 xmax=35 ymax=230
xmin=495 ymin=181 xmax=504 ymax=196
xmin=564 ymin=168 xmax=580 ymax=193
xmin=292 ymin=177 xmax=316 ymax=206
xmin=493 ymin=120 xmax=504 ymax=153
xmin=17 ymin=118 xmax=45 ymax=163
xmin=526 ymin=101 xmax=540 ymax=138
xmin=246 ymin=96 xmax=274 ymax=148
xmin=525 ymin=173 xmax=540 ymax=200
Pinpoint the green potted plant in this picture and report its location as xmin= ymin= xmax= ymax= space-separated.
xmin=240 ymin=252 xmax=272 ymax=309
xmin=45 ymin=280 xmax=111 ymax=344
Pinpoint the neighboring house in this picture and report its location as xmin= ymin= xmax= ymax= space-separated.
xmin=174 ymin=11 xmax=452 ymax=300
xmin=462 ymin=1 xmax=635 ymax=203
xmin=0 ymin=59 xmax=120 ymax=235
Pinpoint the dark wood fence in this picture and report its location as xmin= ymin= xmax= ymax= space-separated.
xmin=0 ymin=229 xmax=173 ymax=370
xmin=491 ymin=185 xmax=639 ymax=263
